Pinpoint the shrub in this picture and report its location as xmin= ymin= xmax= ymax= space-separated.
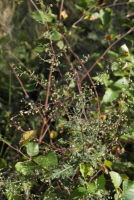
xmin=0 ymin=0 xmax=134 ymax=199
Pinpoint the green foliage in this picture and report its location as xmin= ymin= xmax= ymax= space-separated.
xmin=1 ymin=0 xmax=134 ymax=199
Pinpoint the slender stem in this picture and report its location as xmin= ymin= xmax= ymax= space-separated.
xmin=59 ymin=0 xmax=64 ymax=23
xmin=29 ymin=0 xmax=40 ymax=12
xmin=80 ymin=26 xmax=134 ymax=83
xmin=2 ymin=138 xmax=30 ymax=160
xmin=62 ymin=34 xmax=100 ymax=116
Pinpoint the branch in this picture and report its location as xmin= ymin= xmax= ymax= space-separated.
xmin=59 ymin=0 xmax=64 ymax=23
xmin=62 ymin=34 xmax=100 ymax=116
xmin=80 ymin=26 xmax=134 ymax=83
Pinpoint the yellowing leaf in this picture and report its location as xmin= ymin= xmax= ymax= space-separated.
xmin=104 ymin=160 xmax=112 ymax=170
xmin=61 ymin=10 xmax=68 ymax=19
xmin=84 ymin=15 xmax=90 ymax=20
xmin=19 ymin=130 xmax=36 ymax=147
xmin=80 ymin=163 xmax=94 ymax=177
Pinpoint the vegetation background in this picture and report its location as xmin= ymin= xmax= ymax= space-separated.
xmin=0 ymin=0 xmax=134 ymax=199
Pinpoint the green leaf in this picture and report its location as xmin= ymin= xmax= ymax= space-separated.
xmin=51 ymin=29 xmax=61 ymax=41
xmin=120 ymin=174 xmax=129 ymax=181
xmin=84 ymin=182 xmax=96 ymax=193
xmin=72 ymin=187 xmax=87 ymax=198
xmin=0 ymin=158 xmax=7 ymax=168
xmin=33 ymin=46 xmax=45 ymax=53
xmin=93 ymin=73 xmax=111 ymax=86
xmin=34 ymin=151 xmax=58 ymax=170
xmin=30 ymin=10 xmax=45 ymax=23
xmin=108 ymin=50 xmax=118 ymax=57
xmin=113 ymin=77 xmax=129 ymax=89
xmin=80 ymin=163 xmax=94 ymax=177
xmin=125 ymin=35 xmax=134 ymax=41
xmin=109 ymin=171 xmax=122 ymax=189
xmin=120 ymin=133 xmax=134 ymax=140
xmin=96 ymin=174 xmax=106 ymax=190
xmin=30 ymin=9 xmax=56 ymax=23
xmin=102 ymin=88 xmax=119 ymax=102
xmin=104 ymin=160 xmax=112 ymax=170
xmin=22 ymin=181 xmax=32 ymax=197
xmin=99 ymin=9 xmax=111 ymax=26
xmin=15 ymin=161 xmax=36 ymax=175
xmin=122 ymin=180 xmax=134 ymax=200
xmin=26 ymin=142 xmax=39 ymax=157
xmin=0 ymin=134 xmax=3 ymax=141
xmin=76 ymin=0 xmax=90 ymax=10
xmin=57 ymin=40 xmax=64 ymax=49
xmin=6 ymin=193 xmax=21 ymax=200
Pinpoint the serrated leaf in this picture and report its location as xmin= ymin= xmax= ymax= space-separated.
xmin=123 ymin=180 xmax=134 ymax=200
xmin=26 ymin=142 xmax=39 ymax=157
xmin=34 ymin=151 xmax=58 ymax=170
xmin=109 ymin=171 xmax=122 ymax=189
xmin=102 ymin=88 xmax=119 ymax=102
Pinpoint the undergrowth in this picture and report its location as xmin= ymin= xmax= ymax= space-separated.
xmin=0 ymin=0 xmax=134 ymax=200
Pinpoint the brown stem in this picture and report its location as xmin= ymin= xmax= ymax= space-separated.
xmin=80 ymin=26 xmax=134 ymax=83
xmin=62 ymin=34 xmax=100 ymax=116
xmin=2 ymin=138 xmax=30 ymax=160
xmin=59 ymin=0 xmax=64 ymax=23
xmin=72 ymin=5 xmax=95 ymax=27
xmin=29 ymin=0 xmax=40 ymax=12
